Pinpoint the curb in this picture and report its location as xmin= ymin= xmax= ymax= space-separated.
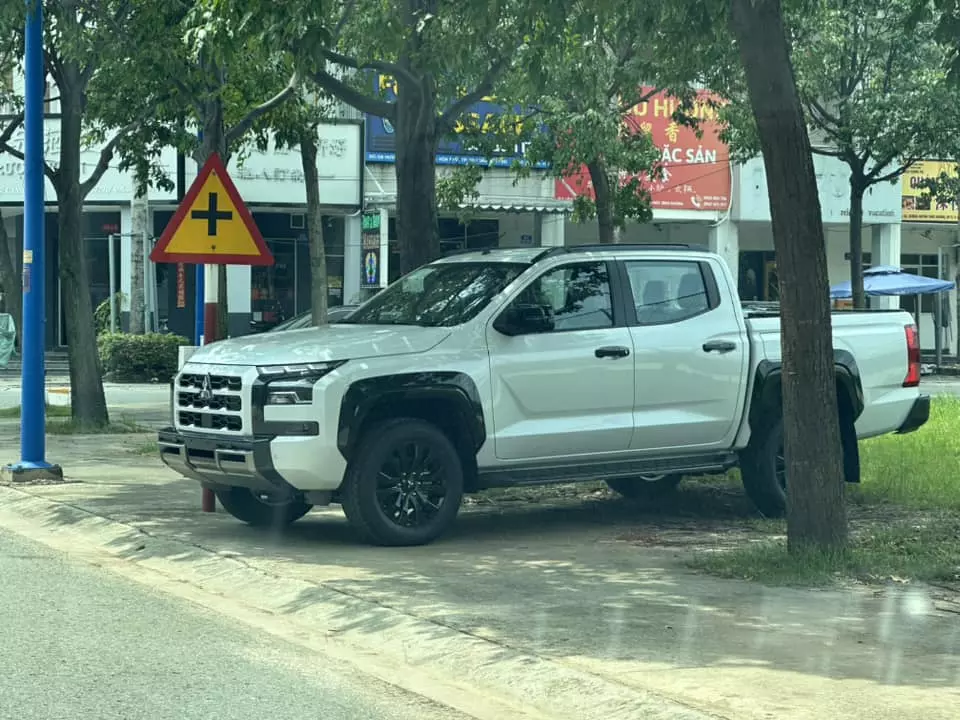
xmin=0 ymin=485 xmax=720 ymax=720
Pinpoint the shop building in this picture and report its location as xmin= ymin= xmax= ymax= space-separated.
xmin=0 ymin=120 xmax=363 ymax=347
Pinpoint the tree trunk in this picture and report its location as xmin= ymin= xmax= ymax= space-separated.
xmin=58 ymin=78 xmax=109 ymax=426
xmin=0 ymin=215 xmax=22 ymax=347
xmin=587 ymin=159 xmax=617 ymax=243
xmin=129 ymin=176 xmax=148 ymax=334
xmin=729 ymin=0 xmax=847 ymax=551
xmin=394 ymin=76 xmax=440 ymax=273
xmin=848 ymin=179 xmax=866 ymax=308
xmin=300 ymin=127 xmax=328 ymax=326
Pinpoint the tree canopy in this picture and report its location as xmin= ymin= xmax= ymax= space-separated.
xmin=720 ymin=0 xmax=960 ymax=305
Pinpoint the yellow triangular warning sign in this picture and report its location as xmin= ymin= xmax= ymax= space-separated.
xmin=151 ymin=154 xmax=274 ymax=266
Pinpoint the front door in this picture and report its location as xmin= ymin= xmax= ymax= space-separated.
xmin=621 ymin=257 xmax=748 ymax=452
xmin=486 ymin=260 xmax=636 ymax=461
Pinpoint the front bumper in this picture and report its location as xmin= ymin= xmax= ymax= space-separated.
xmin=157 ymin=426 xmax=294 ymax=495
xmin=896 ymin=394 xmax=931 ymax=434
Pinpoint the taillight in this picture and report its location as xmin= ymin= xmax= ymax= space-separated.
xmin=903 ymin=324 xmax=921 ymax=387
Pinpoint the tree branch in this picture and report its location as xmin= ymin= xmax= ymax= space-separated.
xmin=0 ymin=112 xmax=24 ymax=147
xmin=1 ymin=109 xmax=57 ymax=182
xmin=810 ymin=145 xmax=844 ymax=157
xmin=871 ymin=159 xmax=916 ymax=185
xmin=333 ymin=0 xmax=358 ymax=38
xmin=0 ymin=141 xmax=58 ymax=184
xmin=618 ymin=86 xmax=659 ymax=114
xmin=79 ymin=126 xmax=133 ymax=200
xmin=439 ymin=54 xmax=512 ymax=128
xmin=225 ymin=72 xmax=299 ymax=148
xmin=321 ymin=48 xmax=422 ymax=91
xmin=78 ymin=91 xmax=172 ymax=199
xmin=44 ymin=50 xmax=63 ymax=88
xmin=169 ymin=74 xmax=203 ymax=117
xmin=805 ymin=95 xmax=841 ymax=130
xmin=308 ymin=69 xmax=394 ymax=119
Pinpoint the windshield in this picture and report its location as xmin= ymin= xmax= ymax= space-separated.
xmin=344 ymin=262 xmax=528 ymax=327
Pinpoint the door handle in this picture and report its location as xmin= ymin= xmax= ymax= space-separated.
xmin=595 ymin=345 xmax=630 ymax=359
xmin=702 ymin=340 xmax=737 ymax=353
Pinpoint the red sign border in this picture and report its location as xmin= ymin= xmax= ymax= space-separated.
xmin=150 ymin=153 xmax=275 ymax=266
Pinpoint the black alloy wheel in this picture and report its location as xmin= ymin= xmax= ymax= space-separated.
xmin=340 ymin=418 xmax=464 ymax=546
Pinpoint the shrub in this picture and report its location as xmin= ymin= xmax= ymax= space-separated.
xmin=94 ymin=292 xmax=126 ymax=335
xmin=98 ymin=332 xmax=190 ymax=383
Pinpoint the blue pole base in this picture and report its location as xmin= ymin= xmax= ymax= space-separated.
xmin=2 ymin=461 xmax=64 ymax=484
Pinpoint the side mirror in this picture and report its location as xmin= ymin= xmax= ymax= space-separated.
xmin=494 ymin=304 xmax=554 ymax=336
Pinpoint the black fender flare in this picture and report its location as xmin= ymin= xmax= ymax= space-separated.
xmin=337 ymin=372 xmax=486 ymax=460
xmin=747 ymin=349 xmax=863 ymax=483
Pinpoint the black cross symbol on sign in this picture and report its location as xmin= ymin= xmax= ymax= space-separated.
xmin=191 ymin=192 xmax=233 ymax=236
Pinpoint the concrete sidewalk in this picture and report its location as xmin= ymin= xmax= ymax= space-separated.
xmin=0 ymin=427 xmax=957 ymax=720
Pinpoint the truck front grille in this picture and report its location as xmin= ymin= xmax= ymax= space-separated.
xmin=177 ymin=372 xmax=243 ymax=432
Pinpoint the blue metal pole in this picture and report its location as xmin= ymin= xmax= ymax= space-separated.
xmin=19 ymin=0 xmax=49 ymax=467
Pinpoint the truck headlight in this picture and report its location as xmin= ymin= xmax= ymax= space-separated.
xmin=256 ymin=361 xmax=345 ymax=405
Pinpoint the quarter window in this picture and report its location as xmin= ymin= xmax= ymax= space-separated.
xmin=625 ymin=260 xmax=714 ymax=325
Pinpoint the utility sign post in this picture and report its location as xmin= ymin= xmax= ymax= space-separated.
xmin=150 ymin=153 xmax=273 ymax=512
xmin=151 ymin=154 xmax=274 ymax=265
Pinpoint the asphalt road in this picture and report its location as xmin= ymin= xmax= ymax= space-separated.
xmin=0 ymin=528 xmax=470 ymax=720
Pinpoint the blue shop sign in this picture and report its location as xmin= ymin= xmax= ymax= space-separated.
xmin=364 ymin=74 xmax=549 ymax=168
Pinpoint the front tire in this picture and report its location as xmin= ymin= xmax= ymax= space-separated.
xmin=341 ymin=418 xmax=465 ymax=546
xmin=214 ymin=487 xmax=313 ymax=528
xmin=607 ymin=474 xmax=682 ymax=499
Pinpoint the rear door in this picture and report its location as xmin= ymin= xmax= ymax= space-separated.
xmin=486 ymin=259 xmax=636 ymax=460
xmin=619 ymin=256 xmax=748 ymax=452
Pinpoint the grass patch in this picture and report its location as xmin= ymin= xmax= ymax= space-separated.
xmin=692 ymin=395 xmax=960 ymax=586
xmin=130 ymin=439 xmax=159 ymax=455
xmin=856 ymin=395 xmax=960 ymax=510
xmin=690 ymin=516 xmax=960 ymax=586
xmin=0 ymin=404 xmax=72 ymax=419
xmin=45 ymin=415 xmax=148 ymax=435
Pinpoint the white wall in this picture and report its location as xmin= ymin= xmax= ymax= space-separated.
xmin=496 ymin=214 xmax=537 ymax=247
xmin=563 ymin=219 xmax=711 ymax=246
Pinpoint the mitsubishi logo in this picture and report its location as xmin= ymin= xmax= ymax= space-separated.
xmin=199 ymin=374 xmax=213 ymax=402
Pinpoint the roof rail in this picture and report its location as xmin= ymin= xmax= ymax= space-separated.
xmin=439 ymin=246 xmax=497 ymax=257
xmin=532 ymin=243 xmax=708 ymax=262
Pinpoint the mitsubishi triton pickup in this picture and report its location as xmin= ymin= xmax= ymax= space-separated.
xmin=157 ymin=244 xmax=930 ymax=546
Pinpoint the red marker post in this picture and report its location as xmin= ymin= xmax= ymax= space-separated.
xmin=150 ymin=153 xmax=275 ymax=514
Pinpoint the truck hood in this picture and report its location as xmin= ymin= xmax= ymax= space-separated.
xmin=187 ymin=324 xmax=452 ymax=366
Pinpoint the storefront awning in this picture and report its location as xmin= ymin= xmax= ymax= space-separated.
xmin=461 ymin=200 xmax=571 ymax=214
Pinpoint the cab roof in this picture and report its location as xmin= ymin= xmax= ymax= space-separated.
xmin=432 ymin=243 xmax=709 ymax=266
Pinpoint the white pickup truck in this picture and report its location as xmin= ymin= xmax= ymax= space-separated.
xmin=158 ymin=244 xmax=929 ymax=546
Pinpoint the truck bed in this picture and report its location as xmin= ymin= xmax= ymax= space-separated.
xmin=745 ymin=310 xmax=920 ymax=439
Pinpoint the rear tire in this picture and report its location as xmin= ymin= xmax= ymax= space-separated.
xmin=606 ymin=474 xmax=682 ymax=499
xmin=215 ymin=487 xmax=313 ymax=528
xmin=739 ymin=417 xmax=787 ymax=517
xmin=340 ymin=418 xmax=464 ymax=546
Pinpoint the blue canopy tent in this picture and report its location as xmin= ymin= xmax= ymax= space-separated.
xmin=830 ymin=265 xmax=956 ymax=368
xmin=829 ymin=265 xmax=955 ymax=298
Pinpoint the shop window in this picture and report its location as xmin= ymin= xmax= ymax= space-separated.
xmin=899 ymin=253 xmax=945 ymax=315
xmin=251 ymin=215 xmax=347 ymax=330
